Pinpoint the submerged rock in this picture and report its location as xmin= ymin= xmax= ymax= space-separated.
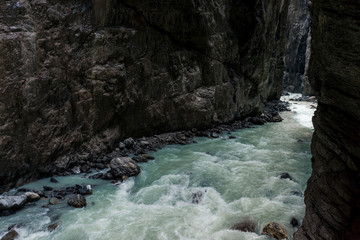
xmin=1 ymin=229 xmax=19 ymax=240
xmin=231 ymin=220 xmax=256 ymax=232
xmin=48 ymin=222 xmax=60 ymax=232
xmin=0 ymin=195 xmax=27 ymax=212
xmin=49 ymin=197 xmax=59 ymax=205
xmin=43 ymin=186 xmax=53 ymax=191
xmin=261 ymin=222 xmax=288 ymax=240
xmin=67 ymin=194 xmax=86 ymax=208
xmin=110 ymin=157 xmax=141 ymax=179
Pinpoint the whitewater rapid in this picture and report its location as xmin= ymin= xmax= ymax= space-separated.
xmin=0 ymin=97 xmax=316 ymax=240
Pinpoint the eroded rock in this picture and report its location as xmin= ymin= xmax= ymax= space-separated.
xmin=0 ymin=229 xmax=19 ymax=240
xmin=261 ymin=222 xmax=288 ymax=240
xmin=110 ymin=157 xmax=141 ymax=179
xmin=0 ymin=195 xmax=27 ymax=212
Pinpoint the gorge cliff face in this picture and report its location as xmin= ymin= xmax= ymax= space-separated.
xmin=0 ymin=0 xmax=289 ymax=192
xmin=294 ymin=0 xmax=360 ymax=239
xmin=283 ymin=0 xmax=311 ymax=94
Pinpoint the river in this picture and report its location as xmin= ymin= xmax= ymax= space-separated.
xmin=0 ymin=95 xmax=315 ymax=240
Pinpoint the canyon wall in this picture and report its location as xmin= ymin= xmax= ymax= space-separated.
xmin=294 ymin=0 xmax=360 ymax=239
xmin=0 ymin=0 xmax=289 ymax=192
xmin=283 ymin=0 xmax=311 ymax=94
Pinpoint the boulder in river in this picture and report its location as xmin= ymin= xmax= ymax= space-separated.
xmin=0 ymin=229 xmax=19 ymax=240
xmin=24 ymin=192 xmax=40 ymax=202
xmin=49 ymin=197 xmax=59 ymax=205
xmin=48 ymin=222 xmax=60 ymax=232
xmin=290 ymin=217 xmax=299 ymax=227
xmin=78 ymin=185 xmax=92 ymax=195
xmin=0 ymin=195 xmax=27 ymax=212
xmin=231 ymin=220 xmax=256 ymax=232
xmin=110 ymin=157 xmax=141 ymax=179
xmin=279 ymin=172 xmax=292 ymax=180
xmin=67 ymin=194 xmax=86 ymax=208
xmin=261 ymin=222 xmax=288 ymax=240
xmin=191 ymin=191 xmax=203 ymax=204
xmin=50 ymin=177 xmax=58 ymax=183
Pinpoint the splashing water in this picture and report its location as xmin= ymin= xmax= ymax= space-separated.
xmin=0 ymin=98 xmax=315 ymax=240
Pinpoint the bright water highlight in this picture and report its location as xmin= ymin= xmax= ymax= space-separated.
xmin=0 ymin=98 xmax=315 ymax=240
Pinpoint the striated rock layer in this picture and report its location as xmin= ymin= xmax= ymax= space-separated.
xmin=294 ymin=0 xmax=360 ymax=239
xmin=0 ymin=0 xmax=289 ymax=192
xmin=283 ymin=0 xmax=311 ymax=94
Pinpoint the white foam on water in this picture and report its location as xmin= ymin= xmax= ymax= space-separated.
xmin=0 ymin=95 xmax=314 ymax=240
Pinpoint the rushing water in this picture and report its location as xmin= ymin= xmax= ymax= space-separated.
xmin=0 ymin=96 xmax=315 ymax=240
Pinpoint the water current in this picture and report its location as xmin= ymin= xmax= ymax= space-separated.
xmin=0 ymin=95 xmax=316 ymax=240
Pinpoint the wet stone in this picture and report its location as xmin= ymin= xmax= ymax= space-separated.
xmin=231 ymin=220 xmax=256 ymax=232
xmin=50 ymin=177 xmax=58 ymax=183
xmin=1 ymin=229 xmax=19 ymax=240
xmin=280 ymin=172 xmax=292 ymax=180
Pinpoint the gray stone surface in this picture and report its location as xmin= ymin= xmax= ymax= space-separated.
xmin=294 ymin=0 xmax=360 ymax=239
xmin=0 ymin=0 xmax=290 ymax=192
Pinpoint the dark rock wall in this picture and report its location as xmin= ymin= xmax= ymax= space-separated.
xmin=0 ymin=0 xmax=289 ymax=192
xmin=283 ymin=0 xmax=311 ymax=93
xmin=294 ymin=0 xmax=360 ymax=239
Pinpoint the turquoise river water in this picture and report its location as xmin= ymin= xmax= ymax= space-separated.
xmin=0 ymin=96 xmax=315 ymax=240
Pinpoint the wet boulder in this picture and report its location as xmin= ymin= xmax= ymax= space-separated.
xmin=231 ymin=220 xmax=256 ymax=233
xmin=191 ymin=191 xmax=203 ymax=204
xmin=48 ymin=222 xmax=60 ymax=232
xmin=290 ymin=217 xmax=299 ymax=227
xmin=32 ymin=189 xmax=45 ymax=197
xmin=50 ymin=177 xmax=58 ymax=183
xmin=67 ymin=194 xmax=86 ymax=208
xmin=78 ymin=185 xmax=92 ymax=195
xmin=0 ymin=195 xmax=27 ymax=212
xmin=124 ymin=137 xmax=135 ymax=148
xmin=279 ymin=172 xmax=292 ymax=180
xmin=1 ymin=229 xmax=19 ymax=240
xmin=110 ymin=157 xmax=141 ymax=179
xmin=132 ymin=156 xmax=148 ymax=163
xmin=261 ymin=222 xmax=288 ymax=240
xmin=24 ymin=192 xmax=40 ymax=202
xmin=49 ymin=197 xmax=59 ymax=205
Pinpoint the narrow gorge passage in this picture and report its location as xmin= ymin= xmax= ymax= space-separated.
xmin=0 ymin=97 xmax=315 ymax=240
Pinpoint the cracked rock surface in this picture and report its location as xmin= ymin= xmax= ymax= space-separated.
xmin=294 ymin=0 xmax=360 ymax=239
xmin=0 ymin=0 xmax=289 ymax=192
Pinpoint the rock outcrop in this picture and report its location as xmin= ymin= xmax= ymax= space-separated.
xmin=0 ymin=0 xmax=290 ymax=192
xmin=294 ymin=0 xmax=360 ymax=239
xmin=283 ymin=0 xmax=311 ymax=94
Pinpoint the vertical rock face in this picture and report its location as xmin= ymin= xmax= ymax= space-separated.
xmin=0 ymin=0 xmax=289 ymax=192
xmin=294 ymin=0 xmax=360 ymax=239
xmin=283 ymin=0 xmax=311 ymax=93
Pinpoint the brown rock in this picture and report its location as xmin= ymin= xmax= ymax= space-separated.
xmin=262 ymin=222 xmax=288 ymax=240
xmin=49 ymin=197 xmax=59 ymax=205
xmin=0 ymin=230 xmax=18 ymax=240
xmin=231 ymin=220 xmax=256 ymax=233
xmin=48 ymin=222 xmax=60 ymax=232
xmin=110 ymin=157 xmax=141 ymax=179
